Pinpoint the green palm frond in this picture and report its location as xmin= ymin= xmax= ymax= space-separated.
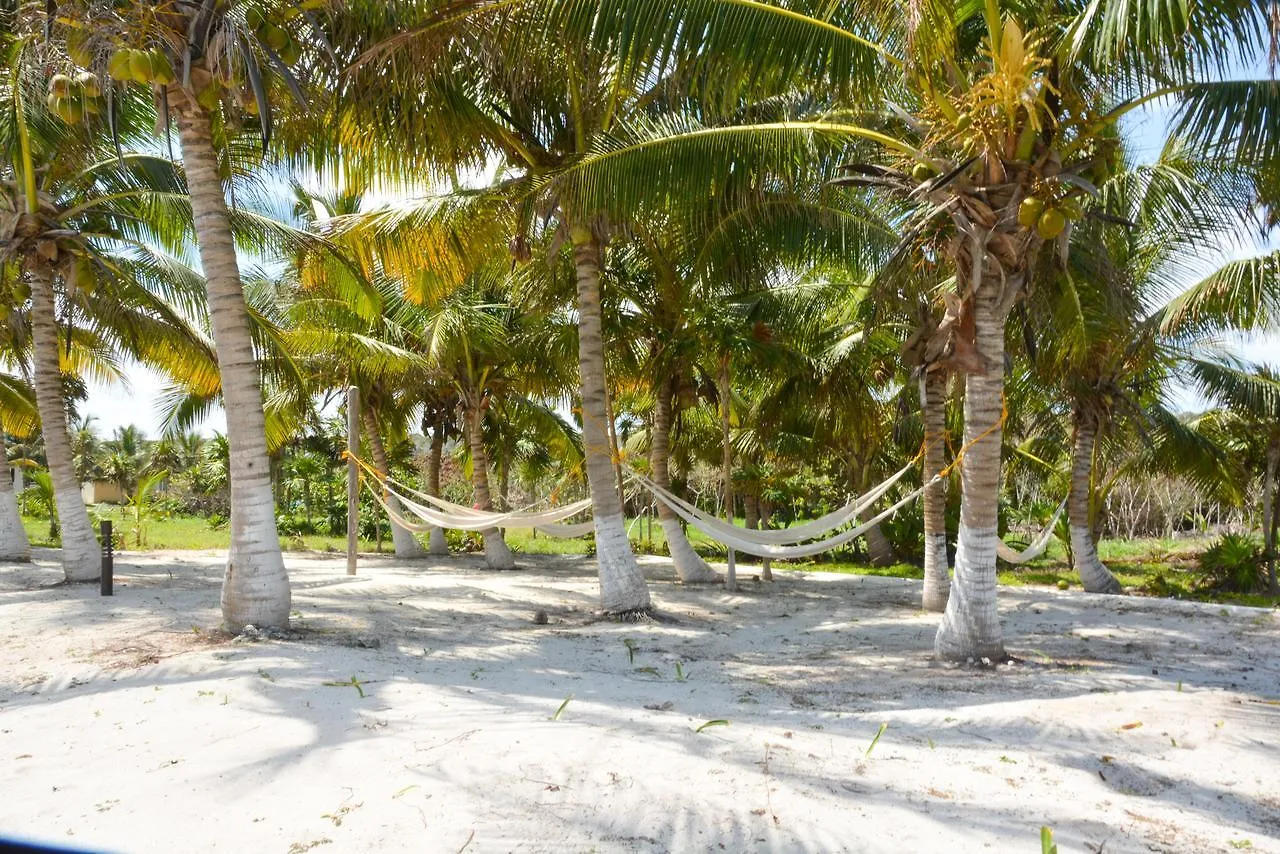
xmin=1160 ymin=251 xmax=1280 ymax=338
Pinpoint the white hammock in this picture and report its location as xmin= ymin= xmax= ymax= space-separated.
xmin=633 ymin=474 xmax=939 ymax=560
xmin=996 ymin=498 xmax=1068 ymax=564
xmin=626 ymin=461 xmax=913 ymax=547
xmin=376 ymin=482 xmax=594 ymax=532
xmin=534 ymin=521 xmax=598 ymax=538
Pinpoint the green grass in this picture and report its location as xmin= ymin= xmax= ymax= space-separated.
xmin=18 ymin=508 xmax=1278 ymax=608
xmin=22 ymin=509 xmax=381 ymax=554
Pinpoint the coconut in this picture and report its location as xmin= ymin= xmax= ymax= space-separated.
xmin=150 ymin=49 xmax=177 ymax=85
xmin=49 ymin=74 xmax=74 ymax=97
xmin=279 ymin=36 xmax=302 ymax=65
xmin=911 ymin=162 xmax=935 ymax=182
xmin=129 ymin=49 xmax=152 ymax=83
xmin=1035 ymin=208 xmax=1067 ymax=240
xmin=107 ymin=49 xmax=133 ymax=81
xmin=49 ymin=95 xmax=84 ymax=125
xmin=75 ymin=72 xmax=101 ymax=98
xmin=1017 ymin=196 xmax=1044 ymax=228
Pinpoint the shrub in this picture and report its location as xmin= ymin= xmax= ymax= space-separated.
xmin=1198 ymin=533 xmax=1264 ymax=593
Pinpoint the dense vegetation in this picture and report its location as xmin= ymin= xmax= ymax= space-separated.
xmin=0 ymin=0 xmax=1277 ymax=661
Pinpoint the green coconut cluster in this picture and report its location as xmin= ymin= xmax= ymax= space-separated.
xmin=45 ymin=71 xmax=104 ymax=125
xmin=107 ymin=48 xmax=176 ymax=86
xmin=1018 ymin=195 xmax=1084 ymax=239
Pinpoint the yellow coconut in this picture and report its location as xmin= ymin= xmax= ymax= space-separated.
xmin=1017 ymin=196 xmax=1044 ymax=228
xmin=150 ymin=49 xmax=177 ymax=85
xmin=107 ymin=49 xmax=133 ymax=81
xmin=129 ymin=49 xmax=152 ymax=83
xmin=49 ymin=74 xmax=74 ymax=97
xmin=76 ymin=72 xmax=102 ymax=98
xmin=1036 ymin=208 xmax=1067 ymax=240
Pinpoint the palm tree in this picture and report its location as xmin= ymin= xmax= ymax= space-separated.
xmin=55 ymin=0 xmax=329 ymax=625
xmin=1 ymin=26 xmax=213 ymax=581
xmin=508 ymin=0 xmax=1277 ymax=657
xmin=0 ymin=369 xmax=36 ymax=560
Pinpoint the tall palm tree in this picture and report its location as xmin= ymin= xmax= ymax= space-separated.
xmin=1 ymin=26 xmax=212 ymax=580
xmin=509 ymin=0 xmax=1277 ymax=657
xmin=0 ymin=368 xmax=36 ymax=560
xmin=55 ymin=0 xmax=332 ymax=625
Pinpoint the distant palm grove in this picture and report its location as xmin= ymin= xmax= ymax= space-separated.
xmin=1 ymin=0 xmax=1277 ymax=662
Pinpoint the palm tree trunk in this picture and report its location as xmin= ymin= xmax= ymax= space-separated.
xmin=0 ymin=428 xmax=31 ymax=561
xmin=465 ymin=397 xmax=514 ymax=569
xmin=1069 ymin=406 xmax=1121 ymax=594
xmin=176 ymin=105 xmax=289 ymax=630
xmin=1262 ymin=433 xmax=1278 ymax=594
xmin=651 ymin=387 xmax=717 ymax=582
xmin=498 ymin=443 xmax=511 ymax=511
xmin=28 ymin=269 xmax=97 ymax=580
xmin=935 ymin=283 xmax=1007 ymax=662
xmin=720 ymin=358 xmax=737 ymax=592
xmin=920 ymin=369 xmax=950 ymax=611
xmin=426 ymin=425 xmax=449 ymax=555
xmin=759 ymin=499 xmax=773 ymax=581
xmin=362 ymin=409 xmax=425 ymax=559
xmin=572 ymin=232 xmax=650 ymax=613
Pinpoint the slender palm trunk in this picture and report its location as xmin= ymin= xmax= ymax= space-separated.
xmin=1262 ymin=434 xmax=1278 ymax=594
xmin=920 ymin=369 xmax=950 ymax=611
xmin=864 ymin=515 xmax=897 ymax=565
xmin=572 ymin=233 xmax=650 ymax=613
xmin=28 ymin=269 xmax=97 ymax=580
xmin=935 ymin=282 xmax=1007 ymax=662
xmin=498 ymin=444 xmax=511 ymax=511
xmin=759 ymin=500 xmax=773 ymax=581
xmin=465 ymin=397 xmax=514 ymax=569
xmin=1069 ymin=406 xmax=1121 ymax=594
xmin=0 ymin=424 xmax=31 ymax=562
xmin=176 ymin=105 xmax=289 ymax=630
xmin=363 ymin=410 xmax=425 ymax=559
xmin=652 ymin=388 xmax=717 ymax=582
xmin=426 ymin=426 xmax=449 ymax=555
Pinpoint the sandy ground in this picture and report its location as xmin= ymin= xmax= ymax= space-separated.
xmin=0 ymin=549 xmax=1277 ymax=854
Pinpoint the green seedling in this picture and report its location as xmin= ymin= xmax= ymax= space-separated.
xmin=634 ymin=667 xmax=660 ymax=676
xmin=323 ymin=676 xmax=366 ymax=698
xmin=623 ymin=638 xmax=638 ymax=664
xmin=675 ymin=662 xmax=687 ymax=682
xmin=695 ymin=719 xmax=729 ymax=733
xmin=551 ymin=695 xmax=574 ymax=721
xmin=392 ymin=785 xmax=419 ymax=799
xmin=865 ymin=722 xmax=888 ymax=757
xmin=1041 ymin=826 xmax=1058 ymax=854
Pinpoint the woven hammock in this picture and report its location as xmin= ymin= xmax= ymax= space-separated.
xmin=629 ymin=471 xmax=939 ymax=560
xmin=626 ymin=461 xmax=913 ymax=547
xmin=372 ymin=481 xmax=594 ymax=532
xmin=996 ymin=498 xmax=1068 ymax=564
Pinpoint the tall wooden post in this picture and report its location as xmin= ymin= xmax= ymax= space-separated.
xmin=720 ymin=358 xmax=737 ymax=592
xmin=347 ymin=386 xmax=360 ymax=576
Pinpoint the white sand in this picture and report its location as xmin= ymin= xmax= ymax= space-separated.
xmin=1 ymin=549 xmax=1277 ymax=853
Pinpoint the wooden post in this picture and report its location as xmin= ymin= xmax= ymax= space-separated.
xmin=720 ymin=358 xmax=737 ymax=592
xmin=347 ymin=386 xmax=360 ymax=576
